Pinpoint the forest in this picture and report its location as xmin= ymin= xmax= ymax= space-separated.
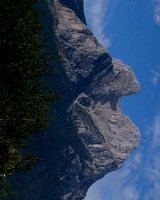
xmin=0 ymin=0 xmax=56 ymax=199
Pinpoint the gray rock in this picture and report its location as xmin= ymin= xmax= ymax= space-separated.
xmin=12 ymin=1 xmax=140 ymax=199
xmin=51 ymin=0 xmax=140 ymax=199
xmin=53 ymin=0 xmax=111 ymax=83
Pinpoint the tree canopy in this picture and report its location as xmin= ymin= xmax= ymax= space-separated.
xmin=0 ymin=1 xmax=56 ymax=196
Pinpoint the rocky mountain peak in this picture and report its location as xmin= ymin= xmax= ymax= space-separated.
xmin=12 ymin=1 xmax=140 ymax=199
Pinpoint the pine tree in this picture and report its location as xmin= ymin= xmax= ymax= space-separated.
xmin=0 ymin=0 xmax=56 ymax=178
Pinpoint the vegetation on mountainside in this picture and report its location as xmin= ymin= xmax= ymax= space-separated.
xmin=0 ymin=0 xmax=57 ymax=198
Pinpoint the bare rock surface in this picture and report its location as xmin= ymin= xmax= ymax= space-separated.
xmin=51 ymin=1 xmax=140 ymax=199
xmin=12 ymin=1 xmax=140 ymax=199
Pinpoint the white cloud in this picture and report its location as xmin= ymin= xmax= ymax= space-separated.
xmin=84 ymin=0 xmax=119 ymax=48
xmin=154 ymin=0 xmax=160 ymax=25
xmin=152 ymin=113 xmax=160 ymax=146
xmin=124 ymin=187 xmax=139 ymax=200
xmin=151 ymin=67 xmax=160 ymax=86
xmin=85 ymin=113 xmax=160 ymax=200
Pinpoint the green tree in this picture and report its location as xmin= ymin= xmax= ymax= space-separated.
xmin=0 ymin=0 xmax=56 ymax=182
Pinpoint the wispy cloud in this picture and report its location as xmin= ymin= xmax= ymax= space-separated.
xmin=84 ymin=0 xmax=119 ymax=48
xmin=151 ymin=67 xmax=160 ymax=86
xmin=154 ymin=0 xmax=160 ymax=25
xmin=85 ymin=113 xmax=160 ymax=200
xmin=152 ymin=113 xmax=160 ymax=146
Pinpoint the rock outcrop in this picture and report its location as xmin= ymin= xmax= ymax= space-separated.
xmin=12 ymin=0 xmax=140 ymax=199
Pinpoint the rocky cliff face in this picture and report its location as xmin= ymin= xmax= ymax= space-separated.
xmin=12 ymin=1 xmax=140 ymax=199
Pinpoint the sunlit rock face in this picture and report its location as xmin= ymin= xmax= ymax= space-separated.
xmin=12 ymin=0 xmax=140 ymax=199
xmin=52 ymin=1 xmax=140 ymax=198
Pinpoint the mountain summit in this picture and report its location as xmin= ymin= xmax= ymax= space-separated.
xmin=12 ymin=1 xmax=140 ymax=199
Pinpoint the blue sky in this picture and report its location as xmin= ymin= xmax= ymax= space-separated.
xmin=84 ymin=0 xmax=160 ymax=200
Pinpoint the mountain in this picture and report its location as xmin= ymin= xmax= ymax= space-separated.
xmin=11 ymin=0 xmax=140 ymax=199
